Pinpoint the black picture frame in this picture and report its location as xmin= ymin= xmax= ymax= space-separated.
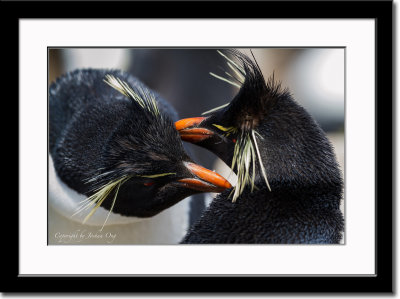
xmin=6 ymin=0 xmax=392 ymax=293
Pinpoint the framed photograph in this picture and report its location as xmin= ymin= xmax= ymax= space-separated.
xmin=9 ymin=0 xmax=392 ymax=293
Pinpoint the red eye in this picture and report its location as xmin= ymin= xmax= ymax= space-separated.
xmin=143 ymin=182 xmax=154 ymax=187
xmin=232 ymin=138 xmax=237 ymax=143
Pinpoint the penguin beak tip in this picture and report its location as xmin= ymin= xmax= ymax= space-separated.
xmin=175 ymin=117 xmax=214 ymax=143
xmin=178 ymin=162 xmax=232 ymax=193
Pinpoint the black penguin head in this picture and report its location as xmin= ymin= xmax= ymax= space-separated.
xmin=175 ymin=49 xmax=342 ymax=201
xmin=79 ymin=75 xmax=231 ymax=223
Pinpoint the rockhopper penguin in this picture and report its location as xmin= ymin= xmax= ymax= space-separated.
xmin=49 ymin=69 xmax=231 ymax=243
xmin=175 ymin=50 xmax=344 ymax=243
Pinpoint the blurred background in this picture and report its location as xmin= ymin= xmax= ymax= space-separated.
xmin=48 ymin=48 xmax=345 ymax=244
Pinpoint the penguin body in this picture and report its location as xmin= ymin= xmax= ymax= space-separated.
xmin=48 ymin=69 xmax=231 ymax=243
xmin=176 ymin=50 xmax=344 ymax=244
xmin=181 ymin=181 xmax=343 ymax=244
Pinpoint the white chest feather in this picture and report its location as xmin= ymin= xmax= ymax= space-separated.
xmin=48 ymin=156 xmax=190 ymax=244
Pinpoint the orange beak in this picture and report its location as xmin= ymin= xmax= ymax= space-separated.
xmin=178 ymin=162 xmax=232 ymax=192
xmin=175 ymin=117 xmax=214 ymax=143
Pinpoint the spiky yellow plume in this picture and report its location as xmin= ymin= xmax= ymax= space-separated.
xmin=206 ymin=50 xmax=272 ymax=202
xmin=73 ymin=171 xmax=177 ymax=228
xmin=104 ymin=74 xmax=160 ymax=117
xmin=73 ymin=176 xmax=131 ymax=230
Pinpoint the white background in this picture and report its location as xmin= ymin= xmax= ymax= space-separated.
xmin=14 ymin=0 xmax=397 ymax=295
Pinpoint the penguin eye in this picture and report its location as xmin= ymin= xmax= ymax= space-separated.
xmin=143 ymin=182 xmax=155 ymax=187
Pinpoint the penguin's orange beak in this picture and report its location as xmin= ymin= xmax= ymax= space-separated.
xmin=178 ymin=162 xmax=231 ymax=193
xmin=175 ymin=117 xmax=214 ymax=143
